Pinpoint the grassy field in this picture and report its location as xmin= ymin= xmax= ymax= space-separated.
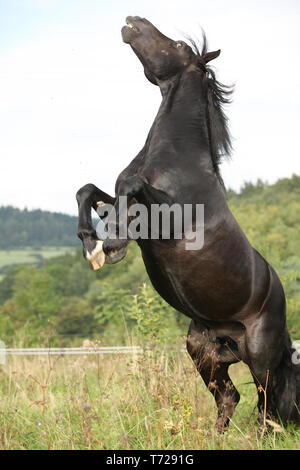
xmin=0 ymin=341 xmax=299 ymax=450
xmin=0 ymin=247 xmax=75 ymax=272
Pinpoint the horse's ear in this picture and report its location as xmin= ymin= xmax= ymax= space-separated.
xmin=204 ymin=49 xmax=221 ymax=63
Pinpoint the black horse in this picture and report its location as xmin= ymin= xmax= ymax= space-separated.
xmin=76 ymin=16 xmax=300 ymax=431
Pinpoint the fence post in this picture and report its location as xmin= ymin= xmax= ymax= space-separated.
xmin=0 ymin=340 xmax=6 ymax=365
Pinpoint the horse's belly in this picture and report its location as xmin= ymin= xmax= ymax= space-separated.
xmin=140 ymin=238 xmax=257 ymax=322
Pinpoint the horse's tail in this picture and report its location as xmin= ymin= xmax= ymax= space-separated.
xmin=273 ymin=331 xmax=300 ymax=425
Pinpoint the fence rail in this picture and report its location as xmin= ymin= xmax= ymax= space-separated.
xmin=0 ymin=346 xmax=145 ymax=357
xmin=0 ymin=341 xmax=299 ymax=360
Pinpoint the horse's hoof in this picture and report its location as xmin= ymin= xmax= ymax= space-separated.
xmin=85 ymin=240 xmax=105 ymax=270
xmin=215 ymin=417 xmax=230 ymax=434
xmin=103 ymin=238 xmax=128 ymax=264
xmin=105 ymin=246 xmax=128 ymax=264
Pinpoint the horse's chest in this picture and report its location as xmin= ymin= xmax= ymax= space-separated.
xmin=116 ymin=152 xmax=191 ymax=197
xmin=140 ymin=240 xmax=203 ymax=317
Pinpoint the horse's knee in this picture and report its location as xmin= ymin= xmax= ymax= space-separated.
xmin=186 ymin=333 xmax=196 ymax=357
xmin=76 ymin=183 xmax=97 ymax=203
xmin=118 ymin=175 xmax=143 ymax=197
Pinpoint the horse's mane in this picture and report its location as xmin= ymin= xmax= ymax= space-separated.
xmin=187 ymin=33 xmax=234 ymax=185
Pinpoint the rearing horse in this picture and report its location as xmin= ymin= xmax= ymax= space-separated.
xmin=76 ymin=16 xmax=300 ymax=431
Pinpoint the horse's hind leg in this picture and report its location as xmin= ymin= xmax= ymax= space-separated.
xmin=187 ymin=320 xmax=241 ymax=432
xmin=242 ymin=270 xmax=286 ymax=428
xmin=243 ymin=317 xmax=286 ymax=428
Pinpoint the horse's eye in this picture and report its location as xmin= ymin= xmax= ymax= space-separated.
xmin=176 ymin=42 xmax=183 ymax=49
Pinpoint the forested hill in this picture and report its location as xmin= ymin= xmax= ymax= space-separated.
xmin=0 ymin=206 xmax=79 ymax=248
xmin=0 ymin=174 xmax=299 ymax=249
xmin=227 ymin=173 xmax=300 ymax=205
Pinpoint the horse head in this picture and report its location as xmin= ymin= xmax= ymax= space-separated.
xmin=121 ymin=16 xmax=220 ymax=86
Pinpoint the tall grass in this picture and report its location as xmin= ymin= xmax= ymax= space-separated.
xmin=0 ymin=339 xmax=299 ymax=450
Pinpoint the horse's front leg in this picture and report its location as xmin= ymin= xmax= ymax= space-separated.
xmin=76 ymin=183 xmax=115 ymax=269
xmin=103 ymin=175 xmax=172 ymax=258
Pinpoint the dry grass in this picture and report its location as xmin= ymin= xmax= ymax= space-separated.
xmin=0 ymin=343 xmax=299 ymax=450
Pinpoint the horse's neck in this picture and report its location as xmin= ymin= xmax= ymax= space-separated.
xmin=145 ymin=71 xmax=212 ymax=166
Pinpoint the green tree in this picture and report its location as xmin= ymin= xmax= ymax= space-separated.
xmin=56 ymin=298 xmax=98 ymax=336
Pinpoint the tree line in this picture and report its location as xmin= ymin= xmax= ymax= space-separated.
xmin=0 ymin=206 xmax=79 ymax=248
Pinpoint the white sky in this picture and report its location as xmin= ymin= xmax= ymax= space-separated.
xmin=0 ymin=0 xmax=299 ymax=215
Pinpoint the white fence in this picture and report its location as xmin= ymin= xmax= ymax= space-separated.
xmin=1 ymin=345 xmax=144 ymax=356
xmin=0 ymin=341 xmax=299 ymax=365
xmin=0 ymin=346 xmax=145 ymax=363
